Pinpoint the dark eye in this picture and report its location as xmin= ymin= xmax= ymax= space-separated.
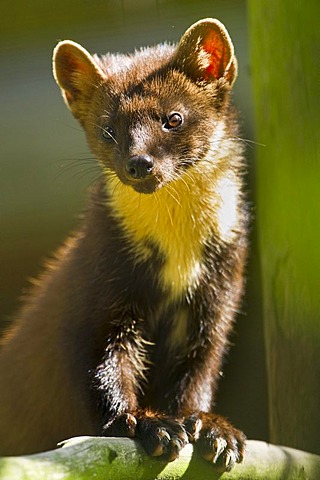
xmin=101 ymin=125 xmax=115 ymax=142
xmin=163 ymin=112 xmax=183 ymax=130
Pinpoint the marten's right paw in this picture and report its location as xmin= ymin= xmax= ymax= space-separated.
xmin=135 ymin=411 xmax=188 ymax=461
xmin=103 ymin=412 xmax=137 ymax=438
xmin=103 ymin=411 xmax=188 ymax=462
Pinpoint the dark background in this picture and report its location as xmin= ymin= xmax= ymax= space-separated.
xmin=0 ymin=0 xmax=267 ymax=441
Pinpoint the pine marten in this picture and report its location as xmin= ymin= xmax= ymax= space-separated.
xmin=0 ymin=19 xmax=247 ymax=470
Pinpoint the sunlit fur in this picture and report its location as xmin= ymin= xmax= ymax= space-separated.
xmin=106 ymin=147 xmax=242 ymax=301
xmin=0 ymin=20 xmax=247 ymax=462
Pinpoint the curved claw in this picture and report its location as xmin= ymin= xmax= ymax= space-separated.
xmin=212 ymin=437 xmax=228 ymax=463
xmin=184 ymin=412 xmax=246 ymax=472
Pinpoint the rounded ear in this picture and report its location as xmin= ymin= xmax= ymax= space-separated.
xmin=173 ymin=18 xmax=237 ymax=86
xmin=53 ymin=41 xmax=105 ymax=119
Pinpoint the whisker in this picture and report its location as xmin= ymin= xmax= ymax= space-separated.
xmin=58 ymin=160 xmax=96 ymax=173
xmin=168 ymin=183 xmax=182 ymax=203
xmin=91 ymin=122 xmax=118 ymax=145
xmin=234 ymin=136 xmax=266 ymax=149
xmin=178 ymin=170 xmax=194 ymax=190
xmin=110 ymin=176 xmax=123 ymax=197
xmin=165 ymin=201 xmax=174 ymax=227
xmin=165 ymin=184 xmax=182 ymax=207
xmin=154 ymin=191 xmax=160 ymax=224
xmin=54 ymin=156 xmax=101 ymax=183
xmin=72 ymin=169 xmax=102 ymax=182
xmin=59 ymin=121 xmax=83 ymax=134
xmin=172 ymin=166 xmax=192 ymax=193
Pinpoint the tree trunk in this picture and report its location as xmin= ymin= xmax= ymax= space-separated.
xmin=247 ymin=0 xmax=320 ymax=453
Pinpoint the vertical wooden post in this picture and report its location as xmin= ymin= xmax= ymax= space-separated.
xmin=247 ymin=0 xmax=320 ymax=453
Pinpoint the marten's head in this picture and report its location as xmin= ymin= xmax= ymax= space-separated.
xmin=53 ymin=19 xmax=238 ymax=195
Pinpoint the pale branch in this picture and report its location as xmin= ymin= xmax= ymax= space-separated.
xmin=0 ymin=437 xmax=319 ymax=479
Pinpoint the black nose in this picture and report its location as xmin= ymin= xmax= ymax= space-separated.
xmin=125 ymin=155 xmax=154 ymax=179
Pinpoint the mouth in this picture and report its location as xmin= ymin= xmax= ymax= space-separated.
xmin=123 ymin=175 xmax=160 ymax=194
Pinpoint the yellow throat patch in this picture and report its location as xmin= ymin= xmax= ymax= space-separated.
xmin=106 ymin=163 xmax=239 ymax=301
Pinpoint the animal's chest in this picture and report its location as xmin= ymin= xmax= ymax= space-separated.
xmin=107 ymin=169 xmax=239 ymax=302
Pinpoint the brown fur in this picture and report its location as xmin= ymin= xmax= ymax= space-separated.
xmin=0 ymin=19 xmax=247 ymax=470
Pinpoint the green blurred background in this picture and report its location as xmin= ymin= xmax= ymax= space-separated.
xmin=0 ymin=0 xmax=267 ymax=441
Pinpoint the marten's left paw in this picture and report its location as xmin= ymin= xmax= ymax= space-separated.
xmin=103 ymin=411 xmax=188 ymax=462
xmin=184 ymin=412 xmax=246 ymax=472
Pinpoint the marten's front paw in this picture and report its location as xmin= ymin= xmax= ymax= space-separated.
xmin=184 ymin=412 xmax=246 ymax=472
xmin=103 ymin=412 xmax=137 ymax=438
xmin=135 ymin=411 xmax=189 ymax=462
xmin=104 ymin=410 xmax=188 ymax=461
